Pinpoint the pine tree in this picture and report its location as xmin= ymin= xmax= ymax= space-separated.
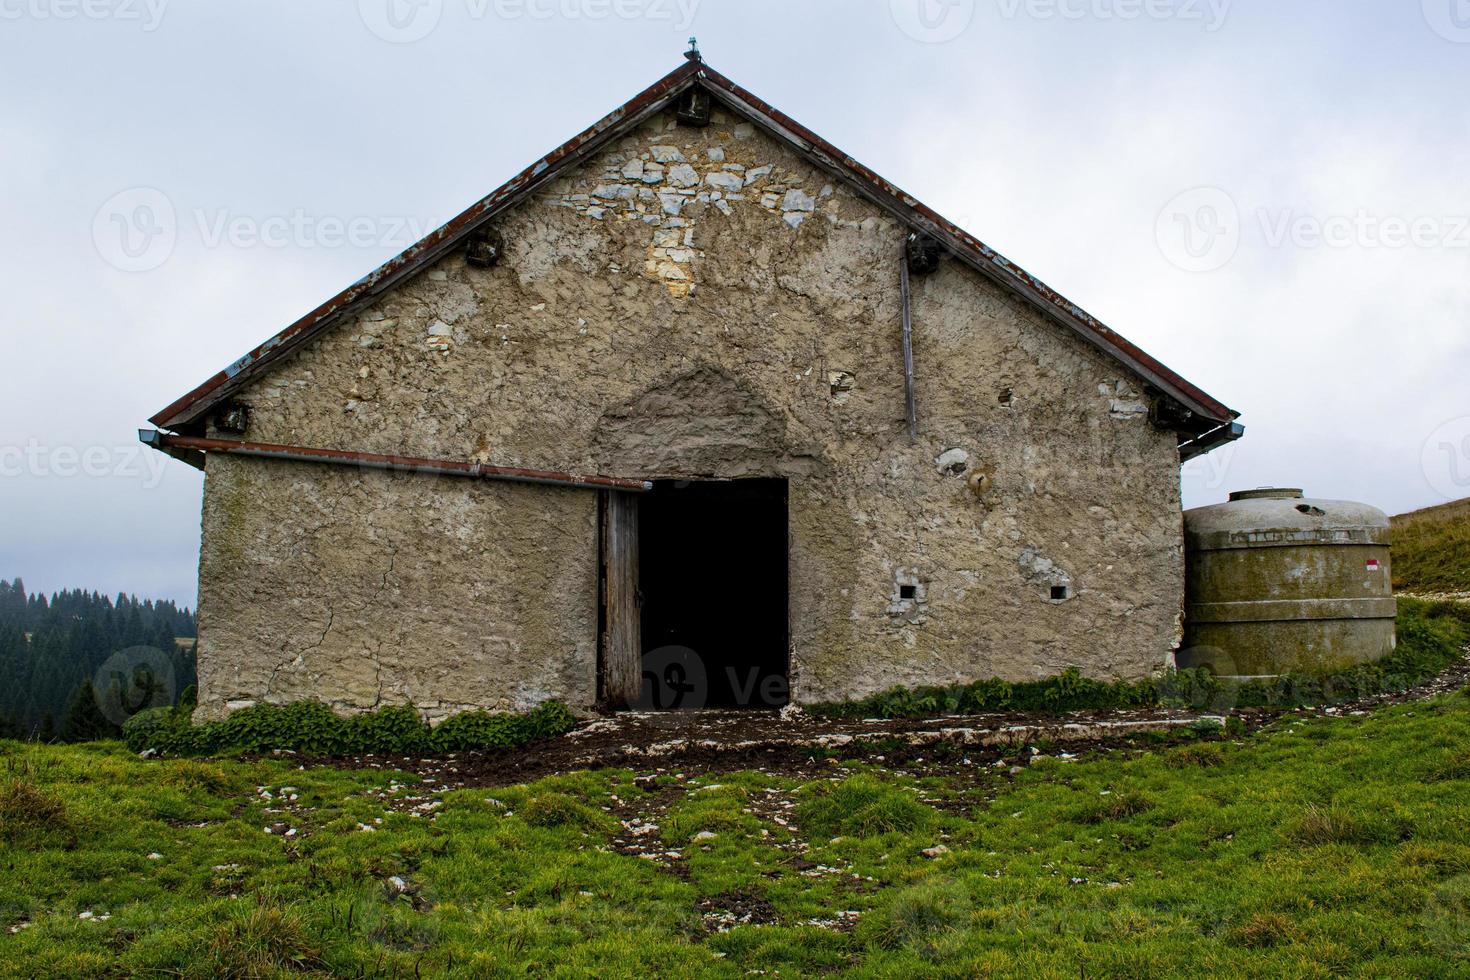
xmin=62 ymin=681 xmax=117 ymax=743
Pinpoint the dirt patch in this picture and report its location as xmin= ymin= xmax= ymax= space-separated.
xmin=281 ymin=655 xmax=1468 ymax=790
xmin=698 ymin=890 xmax=780 ymax=933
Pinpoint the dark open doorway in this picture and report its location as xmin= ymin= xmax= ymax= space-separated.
xmin=636 ymin=479 xmax=789 ymax=710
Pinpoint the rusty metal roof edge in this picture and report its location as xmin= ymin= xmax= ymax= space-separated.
xmin=152 ymin=56 xmax=1237 ymax=433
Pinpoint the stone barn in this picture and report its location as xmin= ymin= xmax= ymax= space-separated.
xmin=143 ymin=54 xmax=1243 ymax=723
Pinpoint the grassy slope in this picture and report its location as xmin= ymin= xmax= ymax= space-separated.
xmin=4 ymin=693 xmax=1470 ymax=976
xmin=1394 ymin=497 xmax=1470 ymax=593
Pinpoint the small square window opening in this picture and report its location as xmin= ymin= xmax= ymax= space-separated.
xmin=899 ymin=585 xmax=918 ymax=601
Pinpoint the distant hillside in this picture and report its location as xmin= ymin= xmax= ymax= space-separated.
xmin=1392 ymin=497 xmax=1470 ymax=594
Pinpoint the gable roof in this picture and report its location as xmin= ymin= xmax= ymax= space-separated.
xmin=149 ymin=54 xmax=1241 ymax=455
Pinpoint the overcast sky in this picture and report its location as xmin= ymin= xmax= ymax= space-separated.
xmin=2 ymin=0 xmax=1468 ymax=606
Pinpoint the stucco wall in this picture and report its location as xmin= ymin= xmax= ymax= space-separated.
xmin=193 ymin=105 xmax=1186 ymax=718
xmin=194 ymin=454 xmax=598 ymax=721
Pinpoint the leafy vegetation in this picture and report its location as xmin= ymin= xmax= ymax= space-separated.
xmin=122 ymin=700 xmax=578 ymax=758
xmin=812 ymin=598 xmax=1470 ymax=720
xmin=2 ymin=687 xmax=1470 ymax=973
xmin=1393 ymin=497 xmax=1470 ymax=594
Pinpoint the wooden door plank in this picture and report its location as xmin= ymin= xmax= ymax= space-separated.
xmin=601 ymin=490 xmax=642 ymax=708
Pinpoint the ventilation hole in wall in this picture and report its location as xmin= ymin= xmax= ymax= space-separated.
xmin=1050 ymin=585 xmax=1070 ymax=601
xmin=900 ymin=585 xmax=918 ymax=601
xmin=998 ymin=387 xmax=1015 ymax=407
xmin=1296 ymin=505 xmax=1326 ymax=517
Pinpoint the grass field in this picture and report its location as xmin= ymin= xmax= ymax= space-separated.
xmin=4 ymin=685 xmax=1470 ymax=976
xmin=1394 ymin=497 xmax=1470 ymax=595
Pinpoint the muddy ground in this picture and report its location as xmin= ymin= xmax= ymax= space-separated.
xmin=305 ymin=655 xmax=1470 ymax=792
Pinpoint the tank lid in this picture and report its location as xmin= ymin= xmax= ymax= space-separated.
xmin=1228 ymin=488 xmax=1304 ymax=502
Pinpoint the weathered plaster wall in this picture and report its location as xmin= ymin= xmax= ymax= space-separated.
xmin=196 ymin=105 xmax=1185 ymax=718
xmin=194 ymin=454 xmax=597 ymax=722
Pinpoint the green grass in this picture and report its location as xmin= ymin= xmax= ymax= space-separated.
xmin=3 ymin=688 xmax=1470 ymax=975
xmin=1394 ymin=497 xmax=1470 ymax=594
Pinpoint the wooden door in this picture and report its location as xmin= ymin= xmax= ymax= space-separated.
xmin=601 ymin=490 xmax=642 ymax=708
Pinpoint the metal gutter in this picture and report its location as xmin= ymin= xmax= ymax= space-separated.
xmin=138 ymin=431 xmax=653 ymax=492
xmin=899 ymin=253 xmax=918 ymax=439
xmin=1178 ymin=421 xmax=1246 ymax=463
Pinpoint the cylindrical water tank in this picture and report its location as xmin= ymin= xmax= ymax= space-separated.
xmin=1180 ymin=488 xmax=1396 ymax=677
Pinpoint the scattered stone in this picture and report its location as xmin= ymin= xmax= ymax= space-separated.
xmin=706 ymin=172 xmax=743 ymax=192
xmin=935 ymin=448 xmax=970 ymax=475
xmin=922 ymin=845 xmax=951 ymax=859
xmin=147 ymin=852 xmax=163 ymax=861
xmin=783 ymin=189 xmax=817 ymax=213
xmin=666 ymin=164 xmax=700 ymax=188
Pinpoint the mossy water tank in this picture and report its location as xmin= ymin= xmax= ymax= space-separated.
xmin=1180 ymin=489 xmax=1396 ymax=677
